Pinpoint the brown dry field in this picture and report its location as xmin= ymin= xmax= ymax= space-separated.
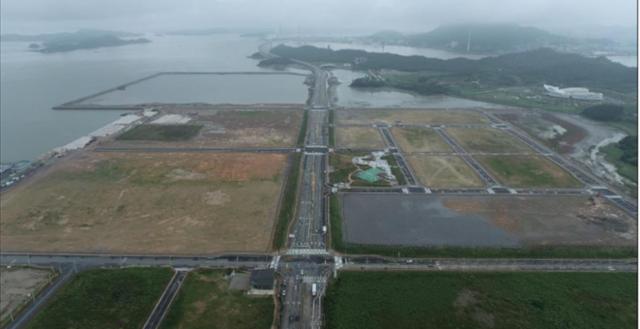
xmin=391 ymin=127 xmax=452 ymax=153
xmin=444 ymin=196 xmax=637 ymax=246
xmin=108 ymin=109 xmax=303 ymax=148
xmin=335 ymin=127 xmax=386 ymax=149
xmin=1 ymin=267 xmax=54 ymax=323
xmin=476 ymin=155 xmax=583 ymax=188
xmin=0 ymin=152 xmax=287 ymax=254
xmin=337 ymin=109 xmax=490 ymax=125
xmin=447 ymin=127 xmax=533 ymax=153
xmin=407 ymin=155 xmax=484 ymax=188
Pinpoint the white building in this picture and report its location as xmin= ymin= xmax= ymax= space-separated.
xmin=544 ymin=84 xmax=603 ymax=101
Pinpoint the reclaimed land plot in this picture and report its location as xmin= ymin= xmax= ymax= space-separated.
xmin=1 ymin=267 xmax=56 ymax=327
xmin=160 ymin=269 xmax=274 ymax=329
xmin=336 ymin=194 xmax=636 ymax=257
xmin=337 ymin=109 xmax=490 ymax=125
xmin=325 ymin=271 xmax=637 ymax=329
xmin=477 ymin=155 xmax=582 ymax=188
xmin=112 ymin=109 xmax=303 ymax=148
xmin=447 ymin=127 xmax=532 ymax=153
xmin=117 ymin=124 xmax=203 ymax=141
xmin=335 ymin=127 xmax=386 ymax=149
xmin=0 ymin=152 xmax=287 ymax=254
xmin=407 ymin=155 xmax=483 ymax=188
xmin=392 ymin=127 xmax=452 ymax=153
xmin=25 ymin=268 xmax=173 ymax=329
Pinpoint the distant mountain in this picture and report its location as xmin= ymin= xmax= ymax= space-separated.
xmin=361 ymin=23 xmax=612 ymax=55
xmin=269 ymin=45 xmax=637 ymax=93
xmin=165 ymin=28 xmax=229 ymax=36
xmin=1 ymin=30 xmax=150 ymax=53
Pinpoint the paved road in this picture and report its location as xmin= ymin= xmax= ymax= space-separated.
xmin=143 ymin=270 xmax=188 ymax=329
xmin=280 ymin=52 xmax=332 ymax=329
xmin=344 ymin=256 xmax=637 ymax=272
xmin=0 ymin=253 xmax=272 ymax=268
xmin=94 ymin=146 xmax=298 ymax=154
xmin=435 ymin=127 xmax=499 ymax=186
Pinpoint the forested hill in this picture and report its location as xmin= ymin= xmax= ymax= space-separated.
xmin=364 ymin=24 xmax=615 ymax=54
xmin=369 ymin=24 xmax=571 ymax=54
xmin=269 ymin=45 xmax=637 ymax=93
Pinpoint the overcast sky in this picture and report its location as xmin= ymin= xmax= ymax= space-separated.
xmin=1 ymin=0 xmax=637 ymax=36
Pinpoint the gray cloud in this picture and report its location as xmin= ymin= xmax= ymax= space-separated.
xmin=1 ymin=0 xmax=636 ymax=35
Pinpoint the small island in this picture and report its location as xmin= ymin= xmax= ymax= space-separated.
xmin=2 ymin=29 xmax=150 ymax=53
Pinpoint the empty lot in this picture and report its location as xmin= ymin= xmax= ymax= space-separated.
xmin=391 ymin=127 xmax=451 ymax=153
xmin=337 ymin=109 xmax=490 ymax=125
xmin=1 ymin=267 xmax=54 ymax=326
xmin=111 ymin=109 xmax=303 ymax=148
xmin=1 ymin=151 xmax=288 ymax=254
xmin=447 ymin=128 xmax=532 ymax=153
xmin=476 ymin=155 xmax=582 ymax=188
xmin=407 ymin=155 xmax=484 ymax=188
xmin=335 ymin=127 xmax=386 ymax=149
xmin=340 ymin=194 xmax=636 ymax=248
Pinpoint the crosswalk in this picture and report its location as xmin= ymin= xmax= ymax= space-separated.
xmin=286 ymin=249 xmax=329 ymax=256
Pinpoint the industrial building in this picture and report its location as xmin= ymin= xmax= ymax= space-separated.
xmin=543 ymin=84 xmax=604 ymax=101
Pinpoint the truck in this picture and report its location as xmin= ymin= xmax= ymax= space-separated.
xmin=311 ymin=283 xmax=317 ymax=297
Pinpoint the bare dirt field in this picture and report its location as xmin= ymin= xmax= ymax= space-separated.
xmin=337 ymin=109 xmax=490 ymax=125
xmin=444 ymin=195 xmax=636 ymax=246
xmin=447 ymin=127 xmax=533 ymax=153
xmin=391 ymin=127 xmax=452 ymax=153
xmin=109 ymin=108 xmax=303 ymax=148
xmin=1 ymin=267 xmax=54 ymax=324
xmin=335 ymin=127 xmax=386 ymax=149
xmin=476 ymin=155 xmax=582 ymax=188
xmin=0 ymin=151 xmax=288 ymax=254
xmin=407 ymin=155 xmax=484 ymax=188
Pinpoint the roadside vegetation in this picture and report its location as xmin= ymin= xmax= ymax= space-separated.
xmin=325 ymin=271 xmax=637 ymax=329
xmin=26 ymin=267 xmax=173 ymax=329
xmin=602 ymin=135 xmax=638 ymax=183
xmin=328 ymin=109 xmax=335 ymax=147
xmin=297 ymin=110 xmax=308 ymax=146
xmin=273 ymin=153 xmax=302 ymax=249
xmin=117 ymin=124 xmax=202 ymax=141
xmin=160 ymin=269 xmax=274 ymax=329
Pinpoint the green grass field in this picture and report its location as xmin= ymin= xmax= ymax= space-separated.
xmin=160 ymin=269 xmax=274 ymax=329
xmin=26 ymin=267 xmax=173 ymax=329
xmin=325 ymin=271 xmax=637 ymax=329
xmin=117 ymin=124 xmax=202 ymax=141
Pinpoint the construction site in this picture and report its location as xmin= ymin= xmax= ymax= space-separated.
xmin=0 ymin=45 xmax=637 ymax=329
